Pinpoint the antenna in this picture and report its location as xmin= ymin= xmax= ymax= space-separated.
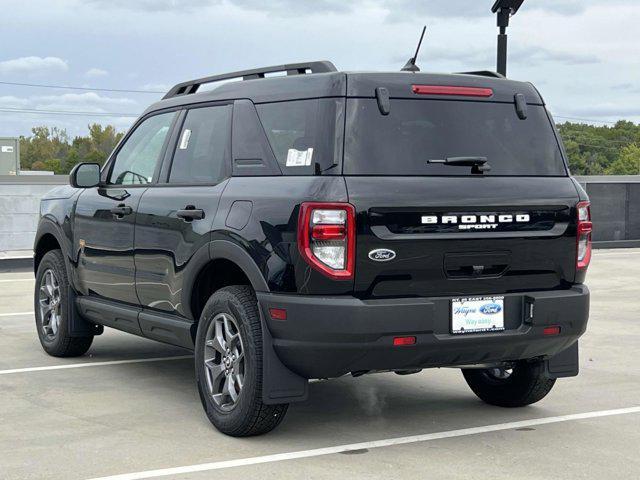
xmin=401 ymin=26 xmax=427 ymax=72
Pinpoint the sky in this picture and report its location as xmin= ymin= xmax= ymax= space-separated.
xmin=1 ymin=0 xmax=639 ymax=138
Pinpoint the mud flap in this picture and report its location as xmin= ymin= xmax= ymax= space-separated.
xmin=67 ymin=288 xmax=103 ymax=337
xmin=545 ymin=341 xmax=579 ymax=379
xmin=260 ymin=312 xmax=308 ymax=405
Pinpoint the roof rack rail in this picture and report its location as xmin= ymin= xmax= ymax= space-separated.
xmin=163 ymin=61 xmax=337 ymax=99
xmin=457 ymin=70 xmax=506 ymax=79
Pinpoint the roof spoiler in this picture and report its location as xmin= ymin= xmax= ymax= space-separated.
xmin=457 ymin=71 xmax=506 ymax=79
xmin=163 ymin=61 xmax=337 ymax=100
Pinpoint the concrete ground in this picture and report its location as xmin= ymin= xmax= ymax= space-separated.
xmin=0 ymin=250 xmax=639 ymax=480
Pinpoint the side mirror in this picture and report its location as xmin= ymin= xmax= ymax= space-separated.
xmin=70 ymin=163 xmax=101 ymax=188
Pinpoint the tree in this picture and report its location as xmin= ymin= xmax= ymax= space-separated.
xmin=606 ymin=143 xmax=640 ymax=175
xmin=557 ymin=120 xmax=640 ymax=175
xmin=19 ymin=123 xmax=125 ymax=174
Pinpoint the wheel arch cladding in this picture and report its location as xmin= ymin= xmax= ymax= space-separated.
xmin=190 ymin=240 xmax=270 ymax=323
xmin=34 ymin=233 xmax=61 ymax=272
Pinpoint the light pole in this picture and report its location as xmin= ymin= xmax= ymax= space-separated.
xmin=491 ymin=0 xmax=525 ymax=76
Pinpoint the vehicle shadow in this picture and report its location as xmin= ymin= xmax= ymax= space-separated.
xmin=135 ymin=358 xmax=534 ymax=443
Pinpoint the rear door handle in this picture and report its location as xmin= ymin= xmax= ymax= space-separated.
xmin=110 ymin=204 xmax=132 ymax=217
xmin=177 ymin=206 xmax=205 ymax=221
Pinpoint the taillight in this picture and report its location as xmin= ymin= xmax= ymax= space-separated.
xmin=576 ymin=201 xmax=592 ymax=270
xmin=298 ymin=202 xmax=355 ymax=280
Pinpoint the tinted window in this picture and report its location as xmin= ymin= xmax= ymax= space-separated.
xmin=109 ymin=112 xmax=175 ymax=185
xmin=344 ymin=99 xmax=567 ymax=176
xmin=169 ymin=105 xmax=232 ymax=184
xmin=256 ymin=99 xmax=343 ymax=175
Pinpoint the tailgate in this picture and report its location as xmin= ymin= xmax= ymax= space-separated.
xmin=346 ymin=176 xmax=580 ymax=299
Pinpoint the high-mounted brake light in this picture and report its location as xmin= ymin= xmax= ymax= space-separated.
xmin=576 ymin=201 xmax=592 ymax=271
xmin=412 ymin=85 xmax=494 ymax=97
xmin=298 ymin=202 xmax=355 ymax=280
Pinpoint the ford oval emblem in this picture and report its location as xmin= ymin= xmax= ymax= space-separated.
xmin=479 ymin=303 xmax=502 ymax=315
xmin=368 ymin=248 xmax=396 ymax=262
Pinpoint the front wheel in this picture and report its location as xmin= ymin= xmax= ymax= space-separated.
xmin=462 ymin=361 xmax=555 ymax=408
xmin=195 ymin=285 xmax=288 ymax=436
xmin=34 ymin=249 xmax=93 ymax=357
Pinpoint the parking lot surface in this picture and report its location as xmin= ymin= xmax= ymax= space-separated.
xmin=1 ymin=250 xmax=639 ymax=480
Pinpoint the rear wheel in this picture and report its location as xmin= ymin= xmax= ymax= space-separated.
xmin=462 ymin=361 xmax=555 ymax=408
xmin=34 ymin=250 xmax=93 ymax=357
xmin=195 ymin=285 xmax=288 ymax=436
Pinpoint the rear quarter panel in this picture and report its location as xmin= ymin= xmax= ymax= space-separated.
xmin=214 ymin=176 xmax=350 ymax=294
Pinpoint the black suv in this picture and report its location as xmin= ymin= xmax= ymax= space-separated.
xmin=33 ymin=61 xmax=591 ymax=436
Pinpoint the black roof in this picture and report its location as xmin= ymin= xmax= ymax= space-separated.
xmin=143 ymin=61 xmax=543 ymax=116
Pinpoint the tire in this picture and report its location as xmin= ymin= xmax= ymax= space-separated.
xmin=34 ymin=249 xmax=93 ymax=357
xmin=462 ymin=361 xmax=556 ymax=408
xmin=195 ymin=285 xmax=288 ymax=436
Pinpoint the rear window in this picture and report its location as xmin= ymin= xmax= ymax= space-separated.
xmin=344 ymin=99 xmax=567 ymax=176
xmin=256 ymin=98 xmax=344 ymax=175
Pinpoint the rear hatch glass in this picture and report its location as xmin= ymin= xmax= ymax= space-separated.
xmin=344 ymin=99 xmax=567 ymax=176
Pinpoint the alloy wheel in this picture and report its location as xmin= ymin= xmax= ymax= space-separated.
xmin=38 ymin=269 xmax=62 ymax=339
xmin=203 ymin=313 xmax=245 ymax=411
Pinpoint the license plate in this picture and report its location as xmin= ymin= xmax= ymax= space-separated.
xmin=451 ymin=296 xmax=505 ymax=334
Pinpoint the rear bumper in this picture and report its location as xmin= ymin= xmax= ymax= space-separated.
xmin=257 ymin=286 xmax=589 ymax=379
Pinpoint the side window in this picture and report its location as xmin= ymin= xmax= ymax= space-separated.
xmin=255 ymin=98 xmax=342 ymax=175
xmin=169 ymin=105 xmax=232 ymax=184
xmin=109 ymin=112 xmax=176 ymax=185
xmin=256 ymin=99 xmax=319 ymax=175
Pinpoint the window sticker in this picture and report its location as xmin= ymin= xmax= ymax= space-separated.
xmin=179 ymin=129 xmax=192 ymax=150
xmin=285 ymin=147 xmax=313 ymax=167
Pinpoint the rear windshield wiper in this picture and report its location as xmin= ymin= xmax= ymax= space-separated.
xmin=428 ymin=156 xmax=491 ymax=174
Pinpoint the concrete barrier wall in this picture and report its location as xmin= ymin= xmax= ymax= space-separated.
xmin=0 ymin=174 xmax=639 ymax=254
xmin=0 ymin=175 xmax=67 ymax=252
xmin=575 ymin=176 xmax=640 ymax=248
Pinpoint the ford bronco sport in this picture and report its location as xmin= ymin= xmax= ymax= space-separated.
xmin=33 ymin=61 xmax=591 ymax=436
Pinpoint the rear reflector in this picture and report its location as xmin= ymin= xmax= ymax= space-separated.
xmin=412 ymin=85 xmax=494 ymax=97
xmin=543 ymin=326 xmax=561 ymax=336
xmin=269 ymin=308 xmax=287 ymax=321
xmin=393 ymin=336 xmax=416 ymax=346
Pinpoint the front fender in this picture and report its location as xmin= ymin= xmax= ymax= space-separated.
xmin=34 ymin=218 xmax=70 ymax=271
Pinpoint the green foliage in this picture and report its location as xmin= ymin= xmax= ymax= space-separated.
xmin=17 ymin=120 xmax=640 ymax=176
xmin=20 ymin=124 xmax=124 ymax=174
xmin=557 ymin=120 xmax=640 ymax=176
xmin=605 ymin=143 xmax=640 ymax=175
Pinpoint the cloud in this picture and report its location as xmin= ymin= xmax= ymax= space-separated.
xmin=511 ymin=47 xmax=599 ymax=66
xmin=86 ymin=0 xmax=212 ymax=11
xmin=139 ymin=82 xmax=172 ymax=92
xmin=0 ymin=56 xmax=68 ymax=75
xmin=0 ymin=96 xmax=31 ymax=108
xmin=392 ymin=44 xmax=598 ymax=69
xmin=85 ymin=0 xmax=355 ymax=14
xmin=563 ymin=104 xmax=640 ymax=118
xmin=383 ymin=0 xmax=639 ymax=21
xmin=0 ymin=92 xmax=138 ymax=115
xmin=613 ymin=83 xmax=640 ymax=93
xmin=226 ymin=0 xmax=349 ymax=15
xmin=32 ymin=92 xmax=137 ymax=112
xmin=85 ymin=67 xmax=108 ymax=77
